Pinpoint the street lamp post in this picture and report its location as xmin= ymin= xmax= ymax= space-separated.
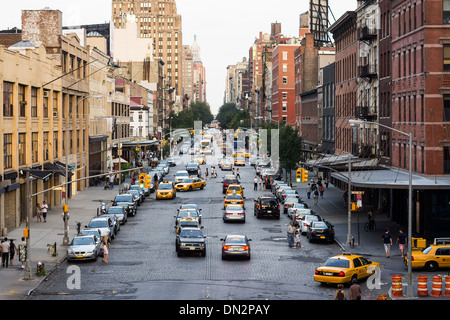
xmin=349 ymin=118 xmax=413 ymax=297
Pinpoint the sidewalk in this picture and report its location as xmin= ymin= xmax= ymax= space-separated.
xmin=0 ymin=182 xmax=123 ymax=300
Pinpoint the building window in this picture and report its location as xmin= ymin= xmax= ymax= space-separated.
xmin=19 ymin=84 xmax=26 ymax=117
xmin=43 ymin=132 xmax=49 ymax=161
xmin=43 ymin=91 xmax=49 ymax=118
xmin=3 ymin=82 xmax=13 ymax=117
xmin=444 ymin=0 xmax=450 ymax=24
xmin=444 ymin=95 xmax=450 ymax=121
xmin=444 ymin=147 xmax=450 ymax=174
xmin=19 ymin=133 xmax=26 ymax=166
xmin=282 ymin=76 xmax=288 ymax=84
xmin=445 ymin=45 xmax=450 ymax=71
xmin=53 ymin=132 xmax=59 ymax=159
xmin=32 ymin=132 xmax=39 ymax=163
xmin=3 ymin=134 xmax=12 ymax=169
xmin=282 ymin=101 xmax=287 ymax=112
xmin=31 ymin=87 xmax=38 ymax=117
xmin=53 ymin=91 xmax=59 ymax=118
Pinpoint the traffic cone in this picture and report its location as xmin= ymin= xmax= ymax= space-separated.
xmin=417 ymin=275 xmax=428 ymax=296
xmin=391 ymin=275 xmax=403 ymax=298
xmin=444 ymin=276 xmax=450 ymax=297
xmin=431 ymin=275 xmax=442 ymax=297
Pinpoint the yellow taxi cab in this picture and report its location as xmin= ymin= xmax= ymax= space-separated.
xmin=176 ymin=177 xmax=206 ymax=191
xmin=234 ymin=157 xmax=245 ymax=166
xmin=156 ymin=182 xmax=176 ymax=200
xmin=233 ymin=150 xmax=245 ymax=158
xmin=175 ymin=217 xmax=201 ymax=235
xmin=193 ymin=156 xmax=206 ymax=165
xmin=314 ymin=253 xmax=380 ymax=284
xmin=223 ymin=191 xmax=245 ymax=209
xmin=404 ymin=238 xmax=450 ymax=272
xmin=226 ymin=184 xmax=244 ymax=197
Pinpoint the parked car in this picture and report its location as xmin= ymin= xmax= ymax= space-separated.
xmin=287 ymin=203 xmax=308 ymax=219
xmin=221 ymin=234 xmax=251 ymax=260
xmin=127 ymin=189 xmax=142 ymax=206
xmin=223 ymin=204 xmax=245 ymax=223
xmin=291 ymin=208 xmax=314 ymax=224
xmin=84 ymin=216 xmax=114 ymax=242
xmin=167 ymin=158 xmax=176 ymax=167
xmin=186 ymin=163 xmax=199 ymax=176
xmin=100 ymin=213 xmax=121 ymax=237
xmin=174 ymin=208 xmax=202 ymax=226
xmin=67 ymin=235 xmax=101 ymax=262
xmin=283 ymin=197 xmax=300 ymax=214
xmin=300 ymin=214 xmax=322 ymax=234
xmin=112 ymin=193 xmax=137 ymax=217
xmin=174 ymin=170 xmax=190 ymax=184
xmin=307 ymin=221 xmax=335 ymax=243
xmin=254 ymin=195 xmax=280 ymax=219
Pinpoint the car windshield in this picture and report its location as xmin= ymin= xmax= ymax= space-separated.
xmin=324 ymin=258 xmax=350 ymax=268
xmin=183 ymin=179 xmax=194 ymax=184
xmin=72 ymin=237 xmax=95 ymax=246
xmin=293 ymin=204 xmax=305 ymax=208
xmin=181 ymin=204 xmax=198 ymax=210
xmin=180 ymin=221 xmax=199 ymax=228
xmin=180 ymin=229 xmax=203 ymax=238
xmin=312 ymin=222 xmax=327 ymax=229
xmin=107 ymin=207 xmax=124 ymax=214
xmin=227 ymin=195 xmax=242 ymax=200
xmin=261 ymin=199 xmax=277 ymax=207
xmin=306 ymin=216 xmax=320 ymax=221
xmin=115 ymin=195 xmax=132 ymax=202
xmin=88 ymin=220 xmax=108 ymax=228
xmin=228 ymin=186 xmax=241 ymax=191
xmin=158 ymin=184 xmax=173 ymax=190
xmin=177 ymin=172 xmax=189 ymax=177
xmin=178 ymin=210 xmax=198 ymax=218
xmin=225 ymin=237 xmax=246 ymax=245
xmin=130 ymin=186 xmax=140 ymax=190
xmin=79 ymin=230 xmax=99 ymax=237
xmin=227 ymin=205 xmax=243 ymax=211
xmin=224 ymin=179 xmax=238 ymax=184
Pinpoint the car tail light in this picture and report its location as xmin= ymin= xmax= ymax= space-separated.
xmin=315 ymin=269 xmax=319 ymax=275
xmin=238 ymin=212 xmax=245 ymax=215
xmin=223 ymin=246 xmax=231 ymax=250
xmin=242 ymin=246 xmax=249 ymax=250
xmin=411 ymin=256 xmax=414 ymax=261
xmin=258 ymin=205 xmax=261 ymax=210
xmin=338 ymin=271 xmax=345 ymax=277
xmin=277 ymin=205 xmax=280 ymax=210
xmin=303 ymin=223 xmax=308 ymax=227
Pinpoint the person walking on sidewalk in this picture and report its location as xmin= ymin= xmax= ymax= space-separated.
xmin=101 ymin=236 xmax=109 ymax=263
xmin=41 ymin=201 xmax=48 ymax=223
xmin=109 ymin=174 xmax=114 ymax=190
xmin=397 ymin=229 xmax=407 ymax=258
xmin=18 ymin=237 xmax=26 ymax=269
xmin=382 ymin=228 xmax=393 ymax=258
xmin=306 ymin=184 xmax=311 ymax=199
xmin=313 ymin=189 xmax=319 ymax=205
xmin=334 ymin=284 xmax=346 ymax=300
xmin=36 ymin=203 xmax=42 ymax=222
xmin=319 ymin=185 xmax=324 ymax=198
xmin=1 ymin=238 xmax=10 ymax=268
xmin=253 ymin=176 xmax=258 ymax=191
xmin=9 ymin=239 xmax=17 ymax=266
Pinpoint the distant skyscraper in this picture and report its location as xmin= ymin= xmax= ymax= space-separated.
xmin=112 ymin=0 xmax=183 ymax=95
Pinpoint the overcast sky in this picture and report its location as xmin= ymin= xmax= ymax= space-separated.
xmin=1 ymin=0 xmax=356 ymax=114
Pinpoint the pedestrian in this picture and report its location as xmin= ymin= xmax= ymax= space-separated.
xmin=287 ymin=222 xmax=295 ymax=247
xmin=334 ymin=284 xmax=346 ymax=300
xmin=41 ymin=201 xmax=48 ymax=223
xmin=236 ymin=168 xmax=241 ymax=180
xmin=382 ymin=228 xmax=393 ymax=258
xmin=232 ymin=167 xmax=235 ymax=176
xmin=1 ymin=238 xmax=10 ymax=268
xmin=109 ymin=174 xmax=114 ymax=189
xmin=259 ymin=176 xmax=262 ymax=190
xmin=131 ymin=175 xmax=136 ymax=185
xmin=325 ymin=177 xmax=329 ymax=189
xmin=9 ymin=239 xmax=17 ymax=266
xmin=254 ymin=176 xmax=258 ymax=191
xmin=319 ymin=185 xmax=324 ymax=198
xmin=205 ymin=167 xmax=209 ymax=180
xmin=306 ymin=184 xmax=311 ymax=199
xmin=368 ymin=210 xmax=375 ymax=231
xmin=198 ymin=166 xmax=202 ymax=179
xmin=349 ymin=278 xmax=362 ymax=300
xmin=36 ymin=202 xmax=42 ymax=222
xmin=397 ymin=229 xmax=407 ymax=258
xmin=18 ymin=237 xmax=26 ymax=269
xmin=295 ymin=230 xmax=301 ymax=248
xmin=101 ymin=236 xmax=109 ymax=263
xmin=313 ymin=189 xmax=319 ymax=205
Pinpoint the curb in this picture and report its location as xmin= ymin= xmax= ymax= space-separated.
xmin=26 ymin=253 xmax=67 ymax=297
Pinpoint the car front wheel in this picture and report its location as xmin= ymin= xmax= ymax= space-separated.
xmin=425 ymin=261 xmax=438 ymax=272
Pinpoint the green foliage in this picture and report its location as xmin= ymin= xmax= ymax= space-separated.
xmin=170 ymin=101 xmax=213 ymax=130
xmin=229 ymin=110 xmax=251 ymax=129
xmin=216 ymin=103 xmax=239 ymax=129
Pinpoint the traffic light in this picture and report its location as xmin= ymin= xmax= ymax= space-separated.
xmin=296 ymin=168 xmax=303 ymax=183
xmin=145 ymin=174 xmax=152 ymax=189
xmin=139 ymin=173 xmax=146 ymax=187
xmin=301 ymin=169 xmax=309 ymax=183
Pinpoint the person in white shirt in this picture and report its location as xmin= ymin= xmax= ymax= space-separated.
xmin=41 ymin=201 xmax=48 ymax=223
xmin=1 ymin=238 xmax=10 ymax=268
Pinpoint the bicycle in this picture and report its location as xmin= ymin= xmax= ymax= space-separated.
xmin=364 ymin=220 xmax=376 ymax=232
xmin=47 ymin=242 xmax=58 ymax=256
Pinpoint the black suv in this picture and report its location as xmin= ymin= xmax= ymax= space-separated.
xmin=254 ymin=196 xmax=280 ymax=219
xmin=175 ymin=227 xmax=206 ymax=257
xmin=112 ymin=194 xmax=137 ymax=217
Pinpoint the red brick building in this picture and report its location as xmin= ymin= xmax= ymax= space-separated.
xmin=328 ymin=15 xmax=358 ymax=156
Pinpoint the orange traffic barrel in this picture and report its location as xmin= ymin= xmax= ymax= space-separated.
xmin=444 ymin=276 xmax=450 ymax=297
xmin=417 ymin=275 xmax=428 ymax=296
xmin=431 ymin=275 xmax=442 ymax=297
xmin=377 ymin=294 xmax=388 ymax=300
xmin=391 ymin=275 xmax=403 ymax=298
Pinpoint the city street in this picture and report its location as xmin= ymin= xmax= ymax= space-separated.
xmin=25 ymin=141 xmax=406 ymax=300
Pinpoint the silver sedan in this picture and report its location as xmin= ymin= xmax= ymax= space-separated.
xmin=223 ymin=204 xmax=245 ymax=223
xmin=67 ymin=235 xmax=100 ymax=262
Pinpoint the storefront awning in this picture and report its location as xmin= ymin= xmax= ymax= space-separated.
xmin=331 ymin=169 xmax=450 ymax=190
xmin=29 ymin=169 xmax=52 ymax=182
